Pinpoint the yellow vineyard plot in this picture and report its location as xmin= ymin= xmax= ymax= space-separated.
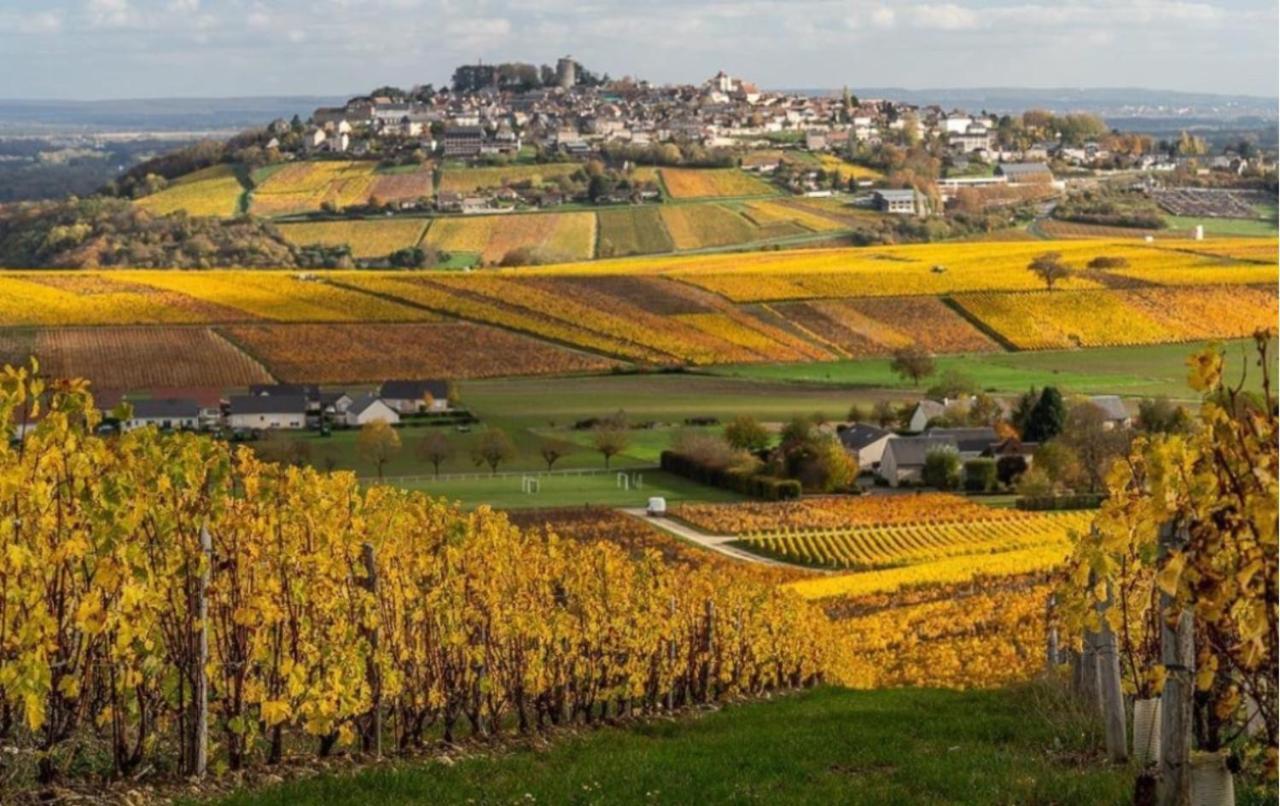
xmin=659 ymin=168 xmax=774 ymax=199
xmin=129 ymin=271 xmax=437 ymax=322
xmin=424 ymin=212 xmax=597 ymax=263
xmin=250 ymin=161 xmax=379 ymax=216
xmin=278 ymin=218 xmax=428 ymax=258
xmin=742 ymin=200 xmax=847 ymax=233
xmin=659 ymin=204 xmax=757 ymax=249
xmin=0 ymin=274 xmax=236 ymax=326
xmin=746 ymin=512 xmax=1090 ymax=570
xmin=953 ymin=290 xmax=1177 ymax=350
xmin=816 ymin=155 xmax=884 ymax=182
xmin=135 ymin=164 xmax=246 ymax=218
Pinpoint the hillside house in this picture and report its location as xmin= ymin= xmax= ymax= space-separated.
xmin=443 ymin=125 xmax=485 ymax=158
xmin=837 ymin=423 xmax=895 ymax=470
xmin=379 ymin=380 xmax=452 ymax=414
xmin=996 ymin=162 xmax=1054 ymax=183
xmin=227 ymin=395 xmax=308 ymax=431
xmin=345 ymin=395 xmax=401 ymax=427
xmin=873 ymin=188 xmax=923 ymax=215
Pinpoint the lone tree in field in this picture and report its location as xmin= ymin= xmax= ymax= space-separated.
xmin=471 ymin=428 xmax=516 ymax=475
xmin=539 ymin=440 xmax=571 ymax=471
xmin=592 ymin=425 xmax=629 ymax=468
xmin=357 ymin=420 xmax=401 ymax=480
xmin=415 ymin=431 xmax=453 ymax=478
xmin=889 ymin=344 xmax=935 ymax=386
xmin=724 ymin=414 xmax=771 ymax=453
xmin=1028 ymin=251 xmax=1072 ymax=291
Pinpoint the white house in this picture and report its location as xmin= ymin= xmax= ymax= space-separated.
xmin=379 ymin=380 xmax=451 ymax=414
xmin=837 ymin=423 xmax=895 ymax=470
xmin=345 ymin=395 xmax=401 ymax=427
xmin=227 ymin=395 xmax=307 ymax=431
xmin=122 ymin=398 xmax=201 ymax=432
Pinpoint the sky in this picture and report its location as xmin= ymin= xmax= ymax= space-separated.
xmin=0 ymin=0 xmax=1276 ymax=99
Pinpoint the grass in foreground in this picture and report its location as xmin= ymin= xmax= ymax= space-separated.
xmin=209 ymin=685 xmax=1131 ymax=806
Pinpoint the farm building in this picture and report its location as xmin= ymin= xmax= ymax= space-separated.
xmin=345 ymin=395 xmax=401 ymax=427
xmin=1088 ymin=395 xmax=1132 ymax=430
xmin=379 ymin=379 xmax=452 ymax=414
xmin=995 ymin=162 xmax=1054 ymax=183
xmin=906 ymin=400 xmax=947 ymax=432
xmin=922 ymin=427 xmax=1000 ymax=459
xmin=122 ymin=398 xmax=201 ymax=432
xmin=227 ymin=395 xmax=308 ymax=431
xmin=873 ymin=189 xmax=923 ymax=215
xmin=836 ymin=423 xmax=895 ymax=469
xmin=878 ymin=436 xmax=958 ymax=487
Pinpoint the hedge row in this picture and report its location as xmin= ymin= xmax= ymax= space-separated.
xmin=660 ymin=451 xmax=801 ymax=500
xmin=1016 ymin=493 xmax=1106 ymax=511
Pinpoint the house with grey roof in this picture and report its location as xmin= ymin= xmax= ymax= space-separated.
xmin=878 ymin=436 xmax=958 ymax=487
xmin=1088 ymin=396 xmax=1132 ymax=430
xmin=122 ymin=398 xmax=201 ymax=432
xmin=923 ymin=426 xmax=1000 ymax=457
xmin=345 ymin=395 xmax=401 ymax=428
xmin=227 ymin=395 xmax=308 ymax=431
xmin=837 ymin=423 xmax=895 ymax=470
xmin=379 ymin=380 xmax=452 ymax=414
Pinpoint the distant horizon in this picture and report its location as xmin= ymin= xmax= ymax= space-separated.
xmin=1 ymin=1 xmax=1275 ymax=99
xmin=1 ymin=84 xmax=1276 ymax=105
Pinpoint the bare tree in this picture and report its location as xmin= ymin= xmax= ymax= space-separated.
xmin=415 ymin=431 xmax=453 ymax=479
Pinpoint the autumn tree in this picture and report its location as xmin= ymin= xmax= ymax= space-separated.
xmin=889 ymin=344 xmax=935 ymax=386
xmin=357 ymin=420 xmax=401 ymax=480
xmin=1028 ymin=251 xmax=1072 ymax=291
xmin=471 ymin=428 xmax=515 ymax=474
xmin=724 ymin=415 xmax=771 ymax=453
xmin=592 ymin=424 xmax=629 ymax=468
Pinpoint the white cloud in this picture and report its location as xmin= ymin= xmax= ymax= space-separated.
xmin=86 ymin=0 xmax=139 ymax=28
xmin=0 ymin=11 xmax=64 ymax=34
xmin=907 ymin=3 xmax=979 ymax=30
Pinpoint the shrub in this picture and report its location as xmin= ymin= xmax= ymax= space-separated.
xmin=963 ymin=458 xmax=998 ymax=492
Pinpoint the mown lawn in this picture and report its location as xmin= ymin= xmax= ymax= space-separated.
xmin=389 ymin=468 xmax=741 ymax=509
xmin=207 ymin=685 xmax=1134 ymax=806
xmin=710 ymin=339 xmax=1268 ymax=399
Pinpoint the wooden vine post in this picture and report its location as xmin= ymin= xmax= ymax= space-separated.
xmin=665 ymin=597 xmax=676 ymax=712
xmin=195 ymin=523 xmax=211 ymax=779
xmin=1095 ymin=579 xmax=1128 ymax=763
xmin=1157 ymin=523 xmax=1193 ymax=806
xmin=1045 ymin=593 xmax=1059 ymax=674
xmin=360 ymin=542 xmax=383 ymax=757
xmin=698 ymin=599 xmax=715 ymax=703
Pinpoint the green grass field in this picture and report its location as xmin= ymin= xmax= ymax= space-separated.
xmin=1166 ymin=215 xmax=1278 ymax=237
xmin=270 ymin=373 xmax=871 ymax=483
xmin=709 ymin=339 xmax=1269 ymax=399
xmin=208 ymin=684 xmax=1135 ymax=806
xmin=387 ymin=468 xmax=740 ymax=509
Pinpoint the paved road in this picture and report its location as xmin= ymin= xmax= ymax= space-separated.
xmin=619 ymin=508 xmax=818 ymax=570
